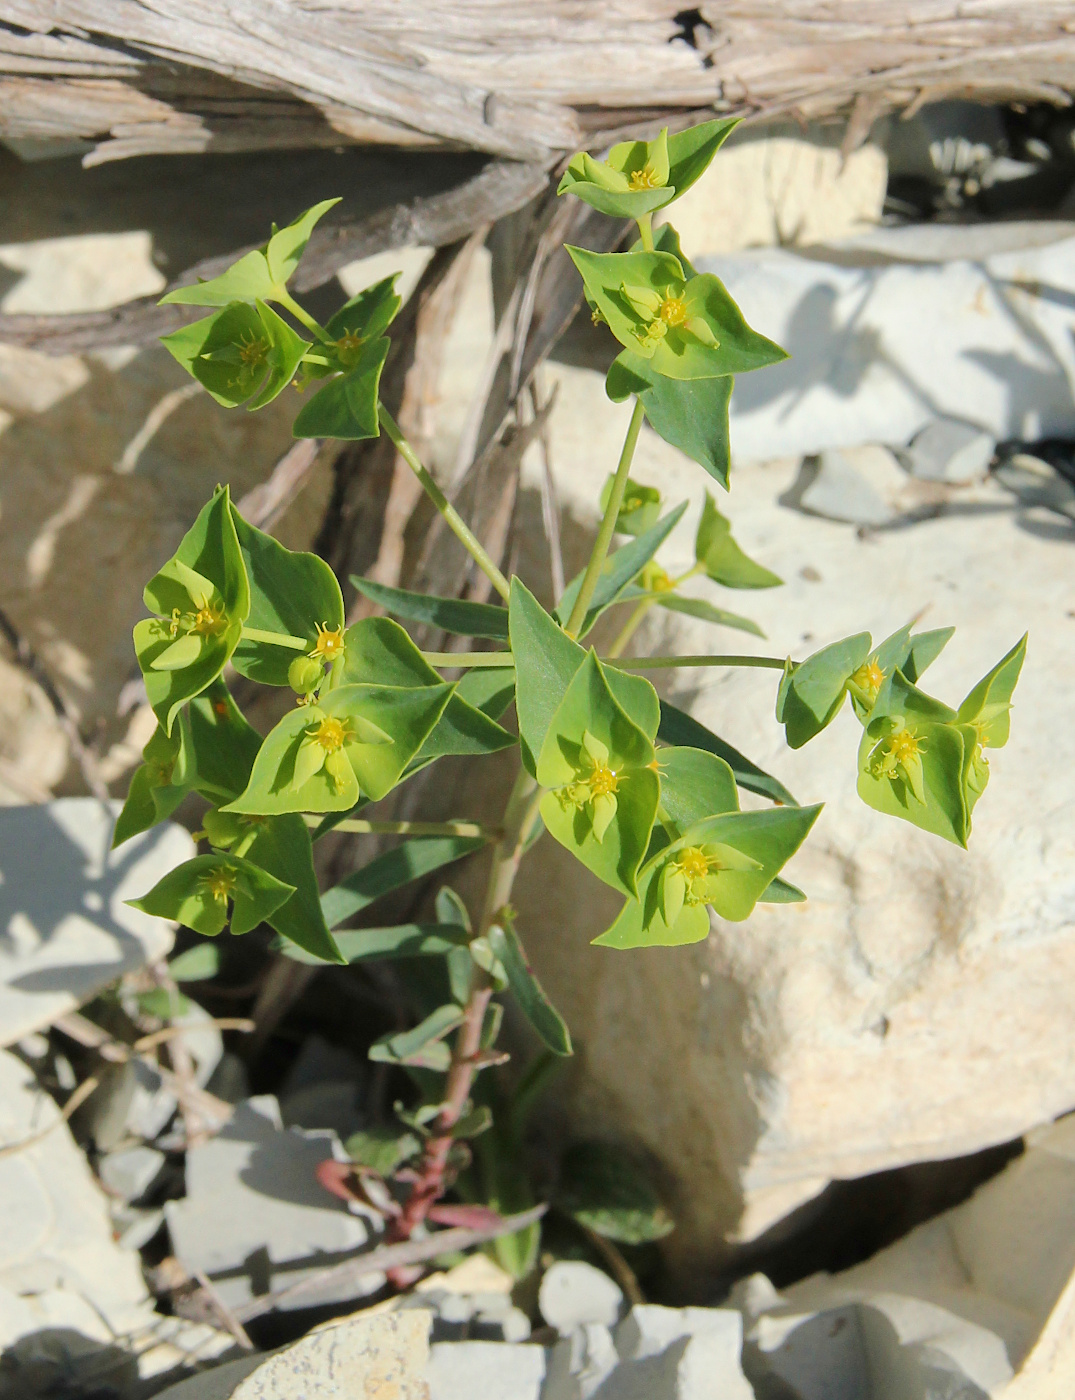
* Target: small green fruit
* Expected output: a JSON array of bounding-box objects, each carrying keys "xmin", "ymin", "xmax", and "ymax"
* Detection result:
[{"xmin": 288, "ymin": 655, "xmax": 323, "ymax": 695}]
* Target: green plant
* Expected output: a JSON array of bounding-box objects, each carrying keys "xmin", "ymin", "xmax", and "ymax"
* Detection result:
[{"xmin": 116, "ymin": 119, "xmax": 1026, "ymax": 1264}]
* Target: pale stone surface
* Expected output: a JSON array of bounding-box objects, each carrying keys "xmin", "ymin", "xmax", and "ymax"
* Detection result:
[
  {"xmin": 0, "ymin": 1047, "xmax": 232, "ymax": 1397},
  {"xmin": 658, "ymin": 125, "xmax": 887, "ymax": 255},
  {"xmin": 509, "ymin": 359, "xmax": 1075, "ymax": 1265},
  {"xmin": 164, "ymin": 1095, "xmax": 383, "ymax": 1311},
  {"xmin": 0, "ymin": 799, "xmax": 189, "ymax": 1045},
  {"xmin": 734, "ymin": 1117, "xmax": 1075, "ymax": 1397},
  {"xmin": 538, "ymin": 1261, "xmax": 625, "ymax": 1334},
  {"xmin": 701, "ymin": 226, "xmax": 1075, "ymax": 461},
  {"xmin": 427, "ymin": 1340, "xmax": 545, "ymax": 1400},
  {"xmin": 798, "ymin": 444, "xmax": 909, "ymax": 526},
  {"xmin": 154, "ymin": 1311, "xmax": 432, "ymax": 1400}
]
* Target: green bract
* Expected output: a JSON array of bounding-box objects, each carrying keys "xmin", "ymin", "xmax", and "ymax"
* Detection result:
[
  {"xmin": 133, "ymin": 486, "xmax": 250, "ymax": 734},
  {"xmin": 161, "ymin": 300, "xmax": 309, "ymax": 409},
  {"xmin": 607, "ymin": 352, "xmax": 733, "ymax": 487},
  {"xmin": 557, "ymin": 119, "xmax": 739, "ymax": 219},
  {"xmin": 128, "ymin": 853, "xmax": 294, "ymax": 937},
  {"xmin": 595, "ymin": 805, "xmax": 822, "ymax": 947},
  {"xmin": 776, "ymin": 633, "xmax": 872, "ymax": 750},
  {"xmin": 223, "ymin": 682, "xmax": 453, "ymax": 816},
  {"xmin": 293, "ymin": 335, "xmax": 390, "ymax": 440},
  {"xmin": 603, "ymin": 476, "xmax": 662, "ymax": 537},
  {"xmin": 695, "ymin": 493, "xmax": 782, "ymax": 588},
  {"xmin": 567, "ymin": 246, "xmax": 786, "ymax": 381},
  {"xmin": 159, "ymin": 199, "xmax": 340, "ymax": 308},
  {"xmin": 537, "ymin": 652, "xmax": 659, "ymax": 898}
]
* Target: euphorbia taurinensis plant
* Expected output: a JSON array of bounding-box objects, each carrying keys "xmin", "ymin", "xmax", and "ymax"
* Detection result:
[{"xmin": 117, "ymin": 119, "xmax": 1026, "ymax": 1265}]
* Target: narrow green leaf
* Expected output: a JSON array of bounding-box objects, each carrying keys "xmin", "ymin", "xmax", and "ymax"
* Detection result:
[
  {"xmin": 320, "ymin": 835, "xmax": 485, "ymax": 930},
  {"xmin": 350, "ymin": 576, "xmax": 509, "ymax": 640},
  {"xmin": 555, "ymin": 501, "xmax": 689, "ymax": 635},
  {"xmin": 652, "ymin": 592, "xmax": 764, "ymax": 637},
  {"xmin": 370, "ymin": 1003, "xmax": 464, "ymax": 1069},
  {"xmin": 280, "ymin": 922, "xmax": 468, "ymax": 965},
  {"xmin": 488, "ymin": 916, "xmax": 572, "ymax": 1056},
  {"xmin": 657, "ymin": 701, "xmax": 797, "ymax": 806}
]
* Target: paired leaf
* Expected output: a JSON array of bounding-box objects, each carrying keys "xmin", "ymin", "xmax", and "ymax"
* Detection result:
[
  {"xmin": 607, "ymin": 353, "xmax": 732, "ymax": 488},
  {"xmin": 161, "ymin": 300, "xmax": 308, "ymax": 409},
  {"xmin": 135, "ymin": 487, "xmax": 250, "ymax": 733},
  {"xmin": 695, "ymin": 493, "xmax": 782, "ymax": 588},
  {"xmin": 230, "ymin": 506, "xmax": 345, "ymax": 686},
  {"xmin": 557, "ymin": 127, "xmax": 677, "ymax": 219},
  {"xmin": 160, "ymin": 199, "xmax": 339, "ymax": 308},
  {"xmin": 223, "ymin": 682, "xmax": 453, "ymax": 815},
  {"xmin": 568, "ymin": 246, "xmax": 786, "ymax": 381},
  {"xmin": 595, "ymin": 804, "xmax": 821, "ymax": 947},
  {"xmin": 341, "ymin": 616, "xmax": 514, "ymax": 760},
  {"xmin": 293, "ymin": 335, "xmax": 390, "ymax": 440},
  {"xmin": 776, "ymin": 633, "xmax": 872, "ymax": 750},
  {"xmin": 488, "ymin": 915, "xmax": 572, "ymax": 1056},
  {"xmin": 128, "ymin": 853, "xmax": 294, "ymax": 937},
  {"xmin": 350, "ymin": 576, "xmax": 509, "ymax": 640},
  {"xmin": 657, "ymin": 701, "xmax": 797, "ymax": 806},
  {"xmin": 537, "ymin": 651, "xmax": 659, "ymax": 898}
]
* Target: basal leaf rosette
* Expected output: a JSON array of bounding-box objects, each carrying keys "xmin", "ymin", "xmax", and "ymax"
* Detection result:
[
  {"xmin": 595, "ymin": 804, "xmax": 822, "ymax": 948},
  {"xmin": 567, "ymin": 247, "xmax": 786, "ymax": 381},
  {"xmin": 128, "ymin": 853, "xmax": 294, "ymax": 937},
  {"xmin": 133, "ymin": 487, "xmax": 251, "ymax": 734},
  {"xmin": 223, "ymin": 682, "xmax": 453, "ymax": 816},
  {"xmin": 537, "ymin": 651, "xmax": 659, "ymax": 898},
  {"xmin": 856, "ymin": 669, "xmax": 970, "ymax": 846},
  {"xmin": 557, "ymin": 119, "xmax": 740, "ymax": 220}
]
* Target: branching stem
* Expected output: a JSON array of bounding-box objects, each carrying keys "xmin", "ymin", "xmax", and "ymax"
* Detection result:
[
  {"xmin": 379, "ymin": 405, "xmax": 511, "ymax": 602},
  {"xmin": 564, "ymin": 397, "xmax": 645, "ymax": 636}
]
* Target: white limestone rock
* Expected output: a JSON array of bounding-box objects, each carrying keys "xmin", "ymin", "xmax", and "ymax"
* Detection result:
[
  {"xmin": 0, "ymin": 1048, "xmax": 232, "ymax": 1398},
  {"xmin": 539, "ymin": 1261, "xmax": 625, "ymax": 1334},
  {"xmin": 901, "ymin": 418, "xmax": 997, "ymax": 484},
  {"xmin": 153, "ymin": 1310, "xmax": 431, "ymax": 1400},
  {"xmin": 427, "ymin": 1339, "xmax": 546, "ymax": 1400},
  {"xmin": 164, "ymin": 1095, "xmax": 383, "ymax": 1311},
  {"xmin": 734, "ymin": 1117, "xmax": 1075, "ymax": 1397},
  {"xmin": 0, "ymin": 799, "xmax": 188, "ymax": 1046}
]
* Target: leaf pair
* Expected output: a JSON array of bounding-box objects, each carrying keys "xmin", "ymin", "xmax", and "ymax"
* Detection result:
[
  {"xmin": 134, "ymin": 486, "xmax": 346, "ymax": 731},
  {"xmin": 557, "ymin": 119, "xmax": 740, "ymax": 220}
]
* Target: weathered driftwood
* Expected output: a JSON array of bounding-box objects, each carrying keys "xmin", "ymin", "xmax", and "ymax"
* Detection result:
[{"xmin": 1, "ymin": 2, "xmax": 1074, "ymax": 166}]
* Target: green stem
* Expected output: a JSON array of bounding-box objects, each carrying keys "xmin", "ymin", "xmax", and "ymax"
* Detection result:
[
  {"xmin": 301, "ymin": 816, "xmax": 498, "ymax": 839},
  {"xmin": 241, "ymin": 626, "xmax": 308, "ymax": 650},
  {"xmin": 379, "ymin": 405, "xmax": 511, "ymax": 603},
  {"xmin": 278, "ymin": 289, "xmax": 330, "ymax": 343},
  {"xmin": 637, "ymin": 213, "xmax": 655, "ymax": 252},
  {"xmin": 611, "ymin": 653, "xmax": 789, "ymax": 671},
  {"xmin": 564, "ymin": 398, "xmax": 645, "ymax": 636},
  {"xmin": 606, "ymin": 564, "xmax": 704, "ymax": 659},
  {"xmin": 421, "ymin": 652, "xmax": 514, "ymax": 670}
]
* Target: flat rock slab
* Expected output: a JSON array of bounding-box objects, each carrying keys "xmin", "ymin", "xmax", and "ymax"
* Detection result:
[
  {"xmin": 153, "ymin": 1311, "xmax": 431, "ymax": 1400},
  {"xmin": 165, "ymin": 1095, "xmax": 379, "ymax": 1311},
  {"xmin": 0, "ymin": 799, "xmax": 190, "ymax": 1045}
]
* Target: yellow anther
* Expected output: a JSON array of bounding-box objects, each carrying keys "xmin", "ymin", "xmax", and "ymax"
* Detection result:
[
  {"xmin": 851, "ymin": 660, "xmax": 884, "ymax": 700},
  {"xmin": 313, "ymin": 716, "xmax": 347, "ymax": 753},
  {"xmin": 586, "ymin": 763, "xmax": 619, "ymax": 798},
  {"xmin": 658, "ymin": 296, "xmax": 688, "ymax": 327},
  {"xmin": 310, "ymin": 623, "xmax": 345, "ymax": 662},
  {"xmin": 168, "ymin": 607, "xmax": 183, "ymax": 638},
  {"xmin": 190, "ymin": 599, "xmax": 228, "ymax": 636},
  {"xmin": 629, "ymin": 164, "xmax": 663, "ymax": 191},
  {"xmin": 200, "ymin": 866, "xmax": 238, "ymax": 904},
  {"xmin": 237, "ymin": 332, "xmax": 269, "ymax": 367},
  {"xmin": 888, "ymin": 729, "xmax": 921, "ymax": 764},
  {"xmin": 676, "ymin": 847, "xmax": 712, "ymax": 883}
]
